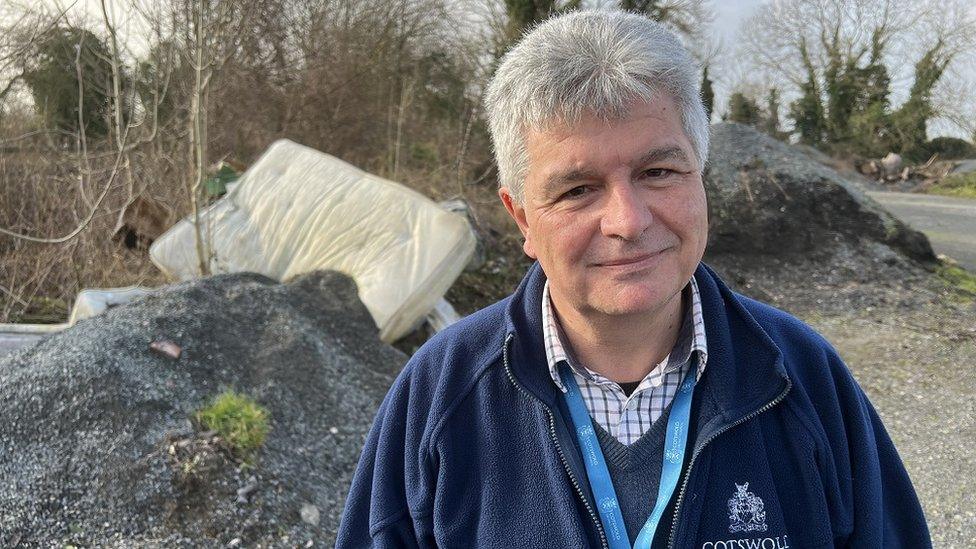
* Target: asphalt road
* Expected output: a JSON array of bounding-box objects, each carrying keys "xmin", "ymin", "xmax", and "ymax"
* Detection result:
[{"xmin": 868, "ymin": 191, "xmax": 976, "ymax": 272}]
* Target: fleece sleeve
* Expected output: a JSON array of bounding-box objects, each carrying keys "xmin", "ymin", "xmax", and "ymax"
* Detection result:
[
  {"xmin": 334, "ymin": 362, "xmax": 437, "ymax": 548},
  {"xmin": 818, "ymin": 352, "xmax": 932, "ymax": 548}
]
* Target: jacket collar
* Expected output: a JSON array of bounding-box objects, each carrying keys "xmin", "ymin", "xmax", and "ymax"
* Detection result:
[{"xmin": 503, "ymin": 261, "xmax": 790, "ymax": 424}]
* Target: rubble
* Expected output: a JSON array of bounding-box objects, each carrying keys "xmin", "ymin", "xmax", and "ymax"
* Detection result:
[
  {"xmin": 0, "ymin": 270, "xmax": 405, "ymax": 547},
  {"xmin": 149, "ymin": 339, "xmax": 182, "ymax": 360}
]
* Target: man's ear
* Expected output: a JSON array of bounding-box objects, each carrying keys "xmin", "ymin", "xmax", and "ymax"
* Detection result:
[{"xmin": 498, "ymin": 186, "xmax": 538, "ymax": 259}]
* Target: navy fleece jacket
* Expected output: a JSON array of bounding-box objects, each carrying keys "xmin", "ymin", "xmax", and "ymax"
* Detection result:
[{"xmin": 336, "ymin": 262, "xmax": 931, "ymax": 548}]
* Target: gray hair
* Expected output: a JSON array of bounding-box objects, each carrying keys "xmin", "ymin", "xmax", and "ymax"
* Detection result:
[{"xmin": 484, "ymin": 10, "xmax": 710, "ymax": 203}]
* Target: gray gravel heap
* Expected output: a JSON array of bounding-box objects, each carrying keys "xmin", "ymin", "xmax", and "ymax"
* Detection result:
[
  {"xmin": 0, "ymin": 271, "xmax": 406, "ymax": 547},
  {"xmin": 704, "ymin": 122, "xmax": 934, "ymax": 263},
  {"xmin": 951, "ymin": 159, "xmax": 976, "ymax": 175}
]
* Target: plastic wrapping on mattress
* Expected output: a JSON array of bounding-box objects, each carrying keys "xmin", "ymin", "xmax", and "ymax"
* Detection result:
[
  {"xmin": 149, "ymin": 139, "xmax": 476, "ymax": 342},
  {"xmin": 68, "ymin": 287, "xmax": 154, "ymax": 325}
]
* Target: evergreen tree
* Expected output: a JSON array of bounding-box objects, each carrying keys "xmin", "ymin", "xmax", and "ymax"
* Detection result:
[
  {"xmin": 619, "ymin": 0, "xmax": 695, "ymax": 37},
  {"xmin": 135, "ymin": 39, "xmax": 186, "ymax": 129},
  {"xmin": 846, "ymin": 30, "xmax": 893, "ymax": 157},
  {"xmin": 23, "ymin": 26, "xmax": 117, "ymax": 137},
  {"xmin": 504, "ymin": 0, "xmax": 558, "ymax": 37},
  {"xmin": 499, "ymin": 0, "xmax": 580, "ymax": 56},
  {"xmin": 890, "ymin": 38, "xmax": 954, "ymax": 161},
  {"xmin": 858, "ymin": 29, "xmax": 891, "ymax": 111},
  {"xmin": 788, "ymin": 39, "xmax": 826, "ymax": 146},
  {"xmin": 762, "ymin": 87, "xmax": 784, "ymax": 139},
  {"xmin": 701, "ymin": 65, "xmax": 714, "ymax": 122},
  {"xmin": 726, "ymin": 92, "xmax": 761, "ymax": 126},
  {"xmin": 821, "ymin": 24, "xmax": 862, "ymax": 146}
]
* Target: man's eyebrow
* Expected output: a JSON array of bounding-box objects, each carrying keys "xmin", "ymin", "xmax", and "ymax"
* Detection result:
[
  {"xmin": 543, "ymin": 168, "xmax": 601, "ymax": 194},
  {"xmin": 634, "ymin": 145, "xmax": 692, "ymax": 167},
  {"xmin": 541, "ymin": 146, "xmax": 693, "ymax": 194}
]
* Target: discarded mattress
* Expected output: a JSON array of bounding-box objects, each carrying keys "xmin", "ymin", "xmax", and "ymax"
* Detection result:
[{"xmin": 149, "ymin": 139, "xmax": 476, "ymax": 342}]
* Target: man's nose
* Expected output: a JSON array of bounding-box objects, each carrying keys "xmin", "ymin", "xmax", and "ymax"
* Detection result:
[{"xmin": 600, "ymin": 182, "xmax": 652, "ymax": 241}]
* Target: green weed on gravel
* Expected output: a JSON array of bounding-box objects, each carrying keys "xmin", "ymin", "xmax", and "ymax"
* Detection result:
[
  {"xmin": 928, "ymin": 172, "xmax": 976, "ymax": 199},
  {"xmin": 195, "ymin": 390, "xmax": 270, "ymax": 463},
  {"xmin": 937, "ymin": 263, "xmax": 976, "ymax": 303}
]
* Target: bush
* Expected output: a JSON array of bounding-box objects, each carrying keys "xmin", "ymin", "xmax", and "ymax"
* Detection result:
[
  {"xmin": 195, "ymin": 390, "xmax": 270, "ymax": 462},
  {"xmin": 928, "ymin": 172, "xmax": 976, "ymax": 199},
  {"xmin": 923, "ymin": 137, "xmax": 976, "ymax": 160},
  {"xmin": 726, "ymin": 92, "xmax": 762, "ymax": 126},
  {"xmin": 23, "ymin": 26, "xmax": 120, "ymax": 137}
]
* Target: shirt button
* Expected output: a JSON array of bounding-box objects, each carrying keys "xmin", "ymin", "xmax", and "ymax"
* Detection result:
[{"xmin": 627, "ymin": 399, "xmax": 638, "ymax": 411}]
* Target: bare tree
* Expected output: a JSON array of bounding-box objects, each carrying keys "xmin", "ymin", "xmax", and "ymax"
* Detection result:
[{"xmin": 0, "ymin": 0, "xmax": 498, "ymax": 321}]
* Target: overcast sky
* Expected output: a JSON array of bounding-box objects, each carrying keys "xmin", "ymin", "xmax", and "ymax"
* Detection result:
[{"xmin": 712, "ymin": 0, "xmax": 768, "ymax": 43}]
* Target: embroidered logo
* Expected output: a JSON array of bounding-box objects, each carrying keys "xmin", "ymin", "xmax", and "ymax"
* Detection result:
[{"xmin": 728, "ymin": 483, "xmax": 768, "ymax": 533}]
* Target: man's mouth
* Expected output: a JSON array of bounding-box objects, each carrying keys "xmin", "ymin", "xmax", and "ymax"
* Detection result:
[{"xmin": 595, "ymin": 248, "xmax": 670, "ymax": 267}]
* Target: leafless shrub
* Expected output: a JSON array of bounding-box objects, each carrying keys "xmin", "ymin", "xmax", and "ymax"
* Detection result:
[{"xmin": 0, "ymin": 0, "xmax": 500, "ymax": 323}]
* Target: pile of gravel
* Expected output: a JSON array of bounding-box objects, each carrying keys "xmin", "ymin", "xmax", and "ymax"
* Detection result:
[
  {"xmin": 698, "ymin": 123, "xmax": 954, "ymax": 316},
  {"xmin": 0, "ymin": 271, "xmax": 406, "ymax": 547},
  {"xmin": 703, "ymin": 122, "xmax": 934, "ymax": 263}
]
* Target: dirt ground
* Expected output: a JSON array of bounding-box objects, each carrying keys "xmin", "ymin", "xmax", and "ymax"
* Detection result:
[
  {"xmin": 716, "ymin": 257, "xmax": 976, "ymax": 549},
  {"xmin": 806, "ymin": 307, "xmax": 975, "ymax": 549}
]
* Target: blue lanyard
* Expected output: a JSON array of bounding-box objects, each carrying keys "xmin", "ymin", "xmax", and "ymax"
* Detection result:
[{"xmin": 559, "ymin": 359, "xmax": 697, "ymax": 549}]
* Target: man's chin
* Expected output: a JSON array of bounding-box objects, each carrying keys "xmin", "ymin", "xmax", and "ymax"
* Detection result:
[{"xmin": 588, "ymin": 286, "xmax": 678, "ymax": 318}]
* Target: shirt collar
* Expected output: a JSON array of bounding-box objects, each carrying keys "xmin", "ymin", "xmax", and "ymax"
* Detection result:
[{"xmin": 543, "ymin": 274, "xmax": 709, "ymax": 393}]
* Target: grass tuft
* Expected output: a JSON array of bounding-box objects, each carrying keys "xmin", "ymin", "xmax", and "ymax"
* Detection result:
[
  {"xmin": 195, "ymin": 390, "xmax": 270, "ymax": 462},
  {"xmin": 936, "ymin": 262, "xmax": 976, "ymax": 303}
]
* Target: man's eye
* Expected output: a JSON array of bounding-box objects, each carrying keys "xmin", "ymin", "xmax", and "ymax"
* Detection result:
[
  {"xmin": 639, "ymin": 168, "xmax": 675, "ymax": 179},
  {"xmin": 562, "ymin": 186, "xmax": 590, "ymax": 199}
]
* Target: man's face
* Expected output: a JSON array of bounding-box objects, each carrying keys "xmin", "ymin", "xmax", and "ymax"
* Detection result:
[{"xmin": 500, "ymin": 95, "xmax": 708, "ymax": 319}]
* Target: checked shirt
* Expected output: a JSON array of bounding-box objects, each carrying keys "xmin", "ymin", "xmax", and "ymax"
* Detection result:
[{"xmin": 542, "ymin": 275, "xmax": 708, "ymax": 445}]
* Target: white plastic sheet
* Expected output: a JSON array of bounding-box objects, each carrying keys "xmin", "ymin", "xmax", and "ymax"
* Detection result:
[
  {"xmin": 0, "ymin": 323, "xmax": 67, "ymax": 357},
  {"xmin": 149, "ymin": 139, "xmax": 476, "ymax": 342},
  {"xmin": 68, "ymin": 287, "xmax": 154, "ymax": 325},
  {"xmin": 426, "ymin": 298, "xmax": 462, "ymax": 333}
]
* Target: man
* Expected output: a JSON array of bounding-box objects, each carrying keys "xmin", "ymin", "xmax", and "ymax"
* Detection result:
[{"xmin": 337, "ymin": 10, "xmax": 930, "ymax": 548}]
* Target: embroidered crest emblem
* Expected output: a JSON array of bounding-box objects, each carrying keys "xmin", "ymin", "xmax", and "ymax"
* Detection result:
[{"xmin": 728, "ymin": 483, "xmax": 768, "ymax": 533}]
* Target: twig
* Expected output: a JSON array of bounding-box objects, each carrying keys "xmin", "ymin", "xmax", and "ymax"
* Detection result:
[
  {"xmin": 0, "ymin": 282, "xmax": 29, "ymax": 308},
  {"xmin": 75, "ymin": 29, "xmax": 93, "ymax": 209},
  {"xmin": 456, "ymin": 106, "xmax": 475, "ymax": 194},
  {"xmin": 0, "ymin": 127, "xmax": 130, "ymax": 244}
]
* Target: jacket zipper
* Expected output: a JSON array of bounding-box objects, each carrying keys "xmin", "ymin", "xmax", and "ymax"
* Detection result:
[
  {"xmin": 502, "ymin": 333, "xmax": 609, "ymax": 549},
  {"xmin": 665, "ymin": 378, "xmax": 793, "ymax": 549}
]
